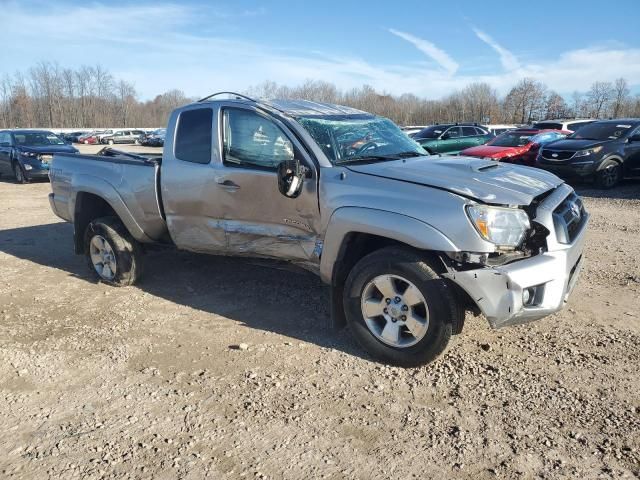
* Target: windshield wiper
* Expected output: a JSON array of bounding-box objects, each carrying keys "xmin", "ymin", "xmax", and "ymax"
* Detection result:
[
  {"xmin": 392, "ymin": 151, "xmax": 425, "ymax": 158},
  {"xmin": 335, "ymin": 155, "xmax": 399, "ymax": 165}
]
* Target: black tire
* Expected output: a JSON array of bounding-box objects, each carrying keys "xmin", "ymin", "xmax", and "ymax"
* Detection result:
[
  {"xmin": 343, "ymin": 247, "xmax": 459, "ymax": 367},
  {"xmin": 84, "ymin": 216, "xmax": 142, "ymax": 286},
  {"xmin": 594, "ymin": 158, "xmax": 621, "ymax": 189},
  {"xmin": 12, "ymin": 162, "xmax": 28, "ymax": 184}
]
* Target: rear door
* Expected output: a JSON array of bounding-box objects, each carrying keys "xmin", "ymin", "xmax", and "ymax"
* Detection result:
[{"xmin": 460, "ymin": 126, "xmax": 485, "ymax": 149}]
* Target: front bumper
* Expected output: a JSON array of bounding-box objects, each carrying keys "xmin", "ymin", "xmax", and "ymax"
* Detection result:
[
  {"xmin": 444, "ymin": 184, "xmax": 589, "ymax": 329},
  {"xmin": 536, "ymin": 159, "xmax": 598, "ymax": 179},
  {"xmin": 22, "ymin": 163, "xmax": 50, "ymax": 178}
]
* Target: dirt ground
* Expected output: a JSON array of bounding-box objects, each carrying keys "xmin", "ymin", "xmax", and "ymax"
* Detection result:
[{"xmin": 0, "ymin": 158, "xmax": 638, "ymax": 479}]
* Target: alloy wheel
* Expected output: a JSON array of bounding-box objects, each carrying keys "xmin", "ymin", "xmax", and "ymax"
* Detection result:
[
  {"xmin": 360, "ymin": 274, "xmax": 429, "ymax": 348},
  {"xmin": 89, "ymin": 235, "xmax": 117, "ymax": 280}
]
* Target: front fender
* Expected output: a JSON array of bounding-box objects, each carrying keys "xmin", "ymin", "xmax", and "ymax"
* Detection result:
[
  {"xmin": 319, "ymin": 207, "xmax": 459, "ymax": 284},
  {"xmin": 70, "ymin": 174, "xmax": 152, "ymax": 243}
]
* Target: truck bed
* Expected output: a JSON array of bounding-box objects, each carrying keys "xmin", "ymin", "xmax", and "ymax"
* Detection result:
[{"xmin": 49, "ymin": 148, "xmax": 168, "ymax": 243}]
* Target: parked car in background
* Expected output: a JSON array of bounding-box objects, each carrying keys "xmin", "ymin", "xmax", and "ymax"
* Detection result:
[
  {"xmin": 78, "ymin": 131, "xmax": 105, "ymax": 144},
  {"xmin": 460, "ymin": 129, "xmax": 569, "ymax": 166},
  {"xmin": 532, "ymin": 119, "xmax": 595, "ymax": 133},
  {"xmin": 412, "ymin": 123, "xmax": 494, "ymax": 154},
  {"xmin": 485, "ymin": 124, "xmax": 518, "ymax": 136},
  {"xmin": 140, "ymin": 128, "xmax": 166, "ymax": 147},
  {"xmin": 95, "ymin": 129, "xmax": 122, "ymax": 143},
  {"xmin": 0, "ymin": 129, "xmax": 78, "ymax": 183},
  {"xmin": 401, "ymin": 125, "xmax": 428, "ymax": 137},
  {"xmin": 536, "ymin": 119, "xmax": 640, "ymax": 188},
  {"xmin": 62, "ymin": 131, "xmax": 88, "ymax": 143},
  {"xmin": 101, "ymin": 130, "xmax": 146, "ymax": 145},
  {"xmin": 49, "ymin": 95, "xmax": 588, "ymax": 366}
]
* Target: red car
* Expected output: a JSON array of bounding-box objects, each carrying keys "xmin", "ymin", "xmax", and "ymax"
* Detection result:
[
  {"xmin": 460, "ymin": 129, "xmax": 569, "ymax": 166},
  {"xmin": 77, "ymin": 131, "xmax": 104, "ymax": 145}
]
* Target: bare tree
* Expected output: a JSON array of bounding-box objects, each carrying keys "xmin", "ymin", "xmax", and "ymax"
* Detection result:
[
  {"xmin": 611, "ymin": 78, "xmax": 630, "ymax": 118},
  {"xmin": 587, "ymin": 81, "xmax": 614, "ymax": 118},
  {"xmin": 545, "ymin": 92, "xmax": 570, "ymax": 120},
  {"xmin": 503, "ymin": 78, "xmax": 548, "ymax": 124}
]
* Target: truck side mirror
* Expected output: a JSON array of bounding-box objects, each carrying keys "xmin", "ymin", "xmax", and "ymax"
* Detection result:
[{"xmin": 277, "ymin": 159, "xmax": 305, "ymax": 198}]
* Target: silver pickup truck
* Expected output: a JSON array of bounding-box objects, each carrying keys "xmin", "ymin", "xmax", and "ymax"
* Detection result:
[{"xmin": 48, "ymin": 93, "xmax": 589, "ymax": 366}]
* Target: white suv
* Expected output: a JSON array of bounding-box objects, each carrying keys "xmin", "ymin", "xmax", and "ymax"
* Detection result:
[{"xmin": 532, "ymin": 119, "xmax": 595, "ymax": 133}]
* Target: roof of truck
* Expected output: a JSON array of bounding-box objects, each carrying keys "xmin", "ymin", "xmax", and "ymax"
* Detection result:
[
  {"xmin": 263, "ymin": 99, "xmax": 370, "ymax": 117},
  {"xmin": 197, "ymin": 93, "xmax": 372, "ymax": 118}
]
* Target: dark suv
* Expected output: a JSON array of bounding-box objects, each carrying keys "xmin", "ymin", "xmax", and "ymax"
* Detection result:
[
  {"xmin": 412, "ymin": 123, "xmax": 494, "ymax": 154},
  {"xmin": 535, "ymin": 119, "xmax": 640, "ymax": 188},
  {"xmin": 0, "ymin": 129, "xmax": 79, "ymax": 183}
]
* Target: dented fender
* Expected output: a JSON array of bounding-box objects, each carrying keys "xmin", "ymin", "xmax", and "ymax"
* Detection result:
[{"xmin": 320, "ymin": 207, "xmax": 459, "ymax": 284}]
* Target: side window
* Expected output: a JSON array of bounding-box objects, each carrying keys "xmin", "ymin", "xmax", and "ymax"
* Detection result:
[
  {"xmin": 568, "ymin": 121, "xmax": 591, "ymax": 132},
  {"xmin": 0, "ymin": 132, "xmax": 10, "ymax": 145},
  {"xmin": 222, "ymin": 109, "xmax": 294, "ymax": 170},
  {"xmin": 175, "ymin": 108, "xmax": 213, "ymax": 164},
  {"xmin": 444, "ymin": 127, "xmax": 461, "ymax": 139},
  {"xmin": 475, "ymin": 127, "xmax": 488, "ymax": 135},
  {"xmin": 462, "ymin": 126, "xmax": 477, "ymax": 137}
]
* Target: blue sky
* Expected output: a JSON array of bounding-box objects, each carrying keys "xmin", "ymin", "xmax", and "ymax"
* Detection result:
[{"xmin": 1, "ymin": 0, "xmax": 639, "ymax": 99}]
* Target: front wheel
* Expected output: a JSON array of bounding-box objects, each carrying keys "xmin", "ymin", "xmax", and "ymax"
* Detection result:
[
  {"xmin": 343, "ymin": 247, "xmax": 460, "ymax": 367},
  {"xmin": 594, "ymin": 159, "xmax": 621, "ymax": 189},
  {"xmin": 84, "ymin": 216, "xmax": 142, "ymax": 286},
  {"xmin": 13, "ymin": 162, "xmax": 28, "ymax": 184},
  {"xmin": 108, "ymin": 139, "xmax": 114, "ymax": 145}
]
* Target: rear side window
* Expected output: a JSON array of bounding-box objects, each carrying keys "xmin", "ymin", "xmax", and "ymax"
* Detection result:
[
  {"xmin": 462, "ymin": 126, "xmax": 477, "ymax": 136},
  {"xmin": 175, "ymin": 108, "xmax": 213, "ymax": 164},
  {"xmin": 567, "ymin": 121, "xmax": 591, "ymax": 132},
  {"xmin": 533, "ymin": 122, "xmax": 562, "ymax": 130}
]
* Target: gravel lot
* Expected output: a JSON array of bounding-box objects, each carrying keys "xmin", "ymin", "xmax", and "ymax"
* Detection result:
[{"xmin": 0, "ymin": 155, "xmax": 638, "ymax": 479}]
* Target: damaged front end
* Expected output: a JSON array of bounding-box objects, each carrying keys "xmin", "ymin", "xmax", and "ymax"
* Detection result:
[{"xmin": 443, "ymin": 184, "xmax": 589, "ymax": 329}]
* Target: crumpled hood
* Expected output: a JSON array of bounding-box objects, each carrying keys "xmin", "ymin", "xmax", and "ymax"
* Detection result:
[
  {"xmin": 19, "ymin": 145, "xmax": 78, "ymax": 155},
  {"xmin": 346, "ymin": 156, "xmax": 563, "ymax": 205},
  {"xmin": 543, "ymin": 139, "xmax": 607, "ymax": 151},
  {"xmin": 460, "ymin": 145, "xmax": 527, "ymax": 158}
]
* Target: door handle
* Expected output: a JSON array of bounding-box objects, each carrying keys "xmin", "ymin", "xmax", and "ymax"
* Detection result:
[{"xmin": 216, "ymin": 178, "xmax": 240, "ymax": 191}]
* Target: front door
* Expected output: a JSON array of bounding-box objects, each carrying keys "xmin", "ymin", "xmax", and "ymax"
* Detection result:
[
  {"xmin": 624, "ymin": 127, "xmax": 640, "ymax": 175},
  {"xmin": 439, "ymin": 127, "xmax": 462, "ymax": 153},
  {"xmin": 213, "ymin": 106, "xmax": 320, "ymax": 261},
  {"xmin": 0, "ymin": 132, "xmax": 13, "ymax": 174},
  {"xmin": 161, "ymin": 104, "xmax": 320, "ymax": 263}
]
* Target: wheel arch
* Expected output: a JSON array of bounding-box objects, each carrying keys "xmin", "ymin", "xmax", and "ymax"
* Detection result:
[
  {"xmin": 71, "ymin": 179, "xmax": 152, "ymax": 253},
  {"xmin": 321, "ymin": 207, "xmax": 460, "ymax": 329}
]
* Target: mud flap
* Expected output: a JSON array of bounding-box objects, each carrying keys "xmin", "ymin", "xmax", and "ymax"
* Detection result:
[{"xmin": 329, "ymin": 285, "xmax": 346, "ymax": 329}]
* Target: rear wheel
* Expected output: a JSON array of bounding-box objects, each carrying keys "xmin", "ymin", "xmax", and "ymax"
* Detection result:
[
  {"xmin": 343, "ymin": 247, "xmax": 459, "ymax": 367},
  {"xmin": 12, "ymin": 162, "xmax": 28, "ymax": 184},
  {"xmin": 84, "ymin": 216, "xmax": 142, "ymax": 286},
  {"xmin": 594, "ymin": 158, "xmax": 621, "ymax": 189}
]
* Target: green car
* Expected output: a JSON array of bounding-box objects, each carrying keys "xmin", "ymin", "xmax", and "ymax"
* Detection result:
[{"xmin": 411, "ymin": 124, "xmax": 494, "ymax": 154}]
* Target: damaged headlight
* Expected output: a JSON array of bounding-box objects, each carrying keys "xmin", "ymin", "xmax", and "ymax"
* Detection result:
[{"xmin": 466, "ymin": 205, "xmax": 530, "ymax": 248}]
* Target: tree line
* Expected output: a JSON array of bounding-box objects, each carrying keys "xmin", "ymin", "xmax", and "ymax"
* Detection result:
[
  {"xmin": 0, "ymin": 62, "xmax": 638, "ymax": 129},
  {"xmin": 0, "ymin": 62, "xmax": 192, "ymax": 129},
  {"xmin": 246, "ymin": 78, "xmax": 639, "ymax": 126}
]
